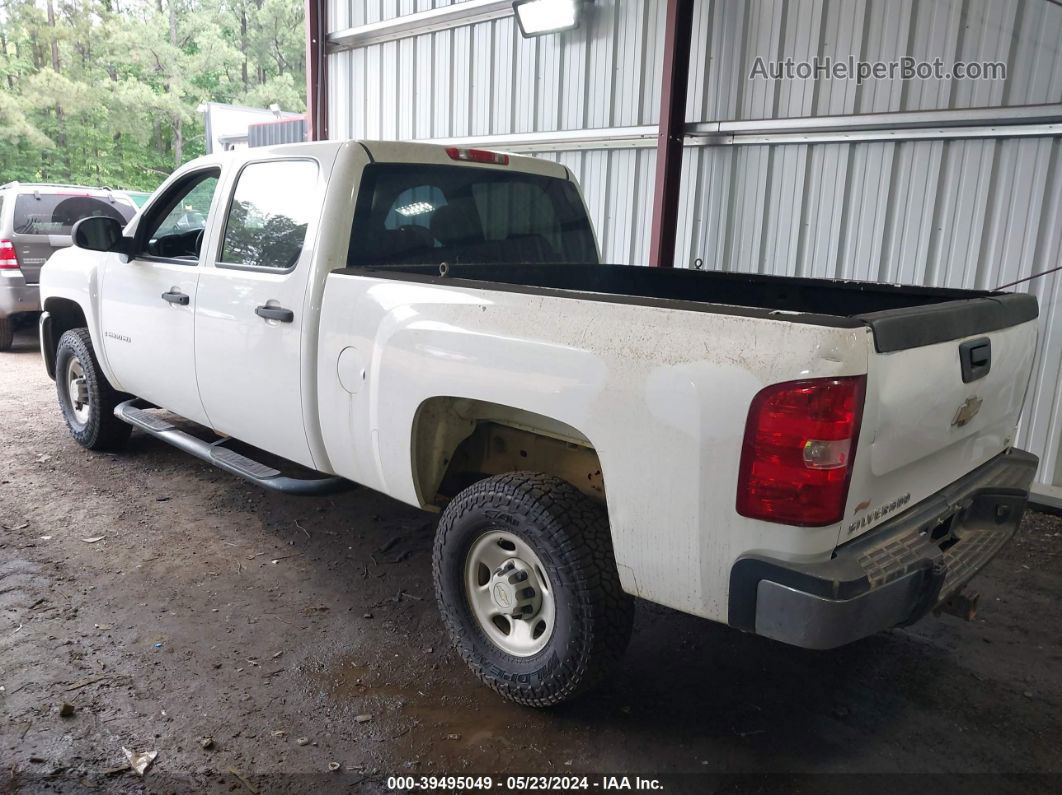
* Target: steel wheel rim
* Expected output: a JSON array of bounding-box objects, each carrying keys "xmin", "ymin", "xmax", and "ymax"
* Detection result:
[
  {"xmin": 464, "ymin": 529, "xmax": 556, "ymax": 657},
  {"xmin": 65, "ymin": 357, "xmax": 90, "ymax": 426}
]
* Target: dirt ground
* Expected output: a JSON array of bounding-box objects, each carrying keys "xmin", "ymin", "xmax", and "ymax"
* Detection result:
[{"xmin": 1, "ymin": 325, "xmax": 1061, "ymax": 793}]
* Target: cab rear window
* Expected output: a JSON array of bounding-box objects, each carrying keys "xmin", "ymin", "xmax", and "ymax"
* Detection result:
[
  {"xmin": 13, "ymin": 193, "xmax": 135, "ymax": 236},
  {"xmin": 348, "ymin": 164, "xmax": 598, "ymax": 267}
]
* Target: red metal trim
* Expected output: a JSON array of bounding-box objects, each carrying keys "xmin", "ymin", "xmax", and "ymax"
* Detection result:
[
  {"xmin": 648, "ymin": 0, "xmax": 694, "ymax": 268},
  {"xmin": 305, "ymin": 0, "xmax": 328, "ymax": 141}
]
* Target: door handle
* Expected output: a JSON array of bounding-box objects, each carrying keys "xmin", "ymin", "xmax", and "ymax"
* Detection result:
[
  {"xmin": 161, "ymin": 290, "xmax": 190, "ymax": 305},
  {"xmin": 255, "ymin": 305, "xmax": 294, "ymax": 323},
  {"xmin": 959, "ymin": 337, "xmax": 991, "ymax": 383}
]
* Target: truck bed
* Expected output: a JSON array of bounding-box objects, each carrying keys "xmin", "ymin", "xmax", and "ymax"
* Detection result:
[{"xmin": 336, "ymin": 263, "xmax": 1037, "ymax": 353}]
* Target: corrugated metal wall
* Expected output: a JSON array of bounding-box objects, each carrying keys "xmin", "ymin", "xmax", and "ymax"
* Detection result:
[
  {"xmin": 330, "ymin": 0, "xmax": 665, "ymax": 135},
  {"xmin": 328, "ymin": 0, "xmax": 667, "ymax": 264},
  {"xmin": 325, "ymin": 0, "xmax": 1062, "ymax": 497},
  {"xmin": 676, "ymin": 0, "xmax": 1062, "ymax": 494},
  {"xmin": 687, "ymin": 0, "xmax": 1062, "ymax": 120},
  {"xmin": 248, "ymin": 117, "xmax": 308, "ymax": 147}
]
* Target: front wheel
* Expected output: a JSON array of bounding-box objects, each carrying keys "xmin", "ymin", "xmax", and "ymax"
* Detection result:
[
  {"xmin": 433, "ymin": 473, "xmax": 634, "ymax": 707},
  {"xmin": 55, "ymin": 328, "xmax": 131, "ymax": 450}
]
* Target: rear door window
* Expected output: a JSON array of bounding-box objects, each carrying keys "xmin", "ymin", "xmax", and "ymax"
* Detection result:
[
  {"xmin": 13, "ymin": 193, "xmax": 135, "ymax": 236},
  {"xmin": 219, "ymin": 160, "xmax": 318, "ymax": 270},
  {"xmin": 348, "ymin": 164, "xmax": 598, "ymax": 267}
]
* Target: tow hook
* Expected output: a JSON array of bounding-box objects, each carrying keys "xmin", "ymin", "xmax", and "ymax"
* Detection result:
[{"xmin": 935, "ymin": 590, "xmax": 980, "ymax": 622}]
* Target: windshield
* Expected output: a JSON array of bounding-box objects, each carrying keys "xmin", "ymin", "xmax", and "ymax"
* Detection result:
[
  {"xmin": 13, "ymin": 193, "xmax": 136, "ymax": 236},
  {"xmin": 347, "ymin": 163, "xmax": 598, "ymax": 267}
]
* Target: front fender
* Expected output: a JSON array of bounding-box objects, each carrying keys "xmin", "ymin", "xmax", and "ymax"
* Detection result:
[{"xmin": 39, "ymin": 247, "xmax": 116, "ymax": 384}]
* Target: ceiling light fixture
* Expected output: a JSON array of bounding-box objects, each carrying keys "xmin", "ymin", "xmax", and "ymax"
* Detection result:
[{"xmin": 512, "ymin": 0, "xmax": 582, "ymax": 38}]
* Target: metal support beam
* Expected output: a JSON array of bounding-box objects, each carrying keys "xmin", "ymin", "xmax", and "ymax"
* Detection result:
[
  {"xmin": 406, "ymin": 113, "xmax": 1061, "ymax": 154},
  {"xmin": 327, "ymin": 0, "xmax": 514, "ymax": 53},
  {"xmin": 305, "ymin": 0, "xmax": 328, "ymax": 141},
  {"xmin": 701, "ymin": 122, "xmax": 1062, "ymax": 146},
  {"xmin": 423, "ymin": 126, "xmax": 659, "ymax": 153},
  {"xmin": 687, "ymin": 102, "xmax": 1062, "ymax": 136},
  {"xmin": 648, "ymin": 0, "xmax": 694, "ymax": 268}
]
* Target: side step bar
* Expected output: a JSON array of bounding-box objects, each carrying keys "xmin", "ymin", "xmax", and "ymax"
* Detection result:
[{"xmin": 114, "ymin": 399, "xmax": 350, "ymax": 496}]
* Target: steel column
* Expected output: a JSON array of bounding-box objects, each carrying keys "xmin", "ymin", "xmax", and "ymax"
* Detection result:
[
  {"xmin": 648, "ymin": 0, "xmax": 694, "ymax": 268},
  {"xmin": 305, "ymin": 0, "xmax": 328, "ymax": 141}
]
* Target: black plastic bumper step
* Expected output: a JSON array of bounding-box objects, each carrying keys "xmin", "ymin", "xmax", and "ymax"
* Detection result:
[{"xmin": 114, "ymin": 399, "xmax": 349, "ymax": 496}]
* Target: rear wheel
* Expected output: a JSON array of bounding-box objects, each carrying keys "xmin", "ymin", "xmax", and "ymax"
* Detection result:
[
  {"xmin": 433, "ymin": 472, "xmax": 634, "ymax": 707},
  {"xmin": 55, "ymin": 328, "xmax": 131, "ymax": 450},
  {"xmin": 0, "ymin": 317, "xmax": 12, "ymax": 352}
]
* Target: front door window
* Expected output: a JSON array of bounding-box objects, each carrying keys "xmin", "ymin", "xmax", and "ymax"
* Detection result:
[{"xmin": 139, "ymin": 171, "xmax": 220, "ymax": 262}]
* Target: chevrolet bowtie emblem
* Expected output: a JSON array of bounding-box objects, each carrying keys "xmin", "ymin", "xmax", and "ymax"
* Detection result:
[{"xmin": 952, "ymin": 396, "xmax": 983, "ymax": 428}]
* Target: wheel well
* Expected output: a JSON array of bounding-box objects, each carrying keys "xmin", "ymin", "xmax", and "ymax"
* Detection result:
[
  {"xmin": 42, "ymin": 298, "xmax": 87, "ymax": 379},
  {"xmin": 411, "ymin": 397, "xmax": 604, "ymax": 509}
]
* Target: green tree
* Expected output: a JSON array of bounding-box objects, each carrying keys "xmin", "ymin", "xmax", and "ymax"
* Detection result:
[{"xmin": 0, "ymin": 0, "xmax": 306, "ymax": 191}]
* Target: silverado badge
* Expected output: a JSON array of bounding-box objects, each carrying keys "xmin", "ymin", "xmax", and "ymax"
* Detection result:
[{"xmin": 846, "ymin": 493, "xmax": 911, "ymax": 535}]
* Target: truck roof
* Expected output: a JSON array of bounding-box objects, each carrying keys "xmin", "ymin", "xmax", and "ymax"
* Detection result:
[{"xmin": 190, "ymin": 139, "xmax": 570, "ymax": 181}]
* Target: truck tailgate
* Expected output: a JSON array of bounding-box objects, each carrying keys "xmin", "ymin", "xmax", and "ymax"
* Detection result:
[{"xmin": 842, "ymin": 296, "xmax": 1038, "ymax": 543}]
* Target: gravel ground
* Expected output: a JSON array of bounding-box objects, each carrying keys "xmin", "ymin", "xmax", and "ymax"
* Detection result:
[{"xmin": 1, "ymin": 326, "xmax": 1060, "ymax": 793}]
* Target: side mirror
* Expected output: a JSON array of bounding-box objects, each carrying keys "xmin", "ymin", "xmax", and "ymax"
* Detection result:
[{"xmin": 72, "ymin": 216, "xmax": 127, "ymax": 254}]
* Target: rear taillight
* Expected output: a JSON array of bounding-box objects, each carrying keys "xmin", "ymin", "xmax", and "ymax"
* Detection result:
[
  {"xmin": 445, "ymin": 147, "xmax": 510, "ymax": 166},
  {"xmin": 736, "ymin": 376, "xmax": 866, "ymax": 527},
  {"xmin": 0, "ymin": 241, "xmax": 19, "ymax": 270}
]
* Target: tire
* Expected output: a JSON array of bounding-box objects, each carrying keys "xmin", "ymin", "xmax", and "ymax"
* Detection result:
[
  {"xmin": 0, "ymin": 317, "xmax": 12, "ymax": 352},
  {"xmin": 55, "ymin": 328, "xmax": 131, "ymax": 450},
  {"xmin": 433, "ymin": 472, "xmax": 634, "ymax": 707}
]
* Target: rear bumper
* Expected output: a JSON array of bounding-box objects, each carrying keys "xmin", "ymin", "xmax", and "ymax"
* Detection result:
[
  {"xmin": 0, "ymin": 277, "xmax": 40, "ymax": 318},
  {"xmin": 728, "ymin": 448, "xmax": 1038, "ymax": 649}
]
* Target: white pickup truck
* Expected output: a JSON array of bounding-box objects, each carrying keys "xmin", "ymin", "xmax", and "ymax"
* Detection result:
[{"xmin": 39, "ymin": 140, "xmax": 1039, "ymax": 707}]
